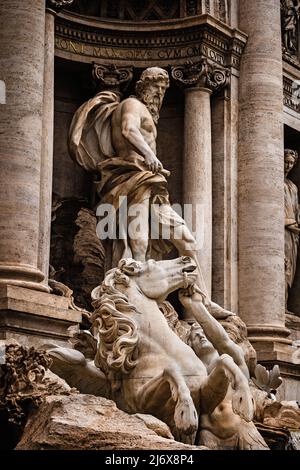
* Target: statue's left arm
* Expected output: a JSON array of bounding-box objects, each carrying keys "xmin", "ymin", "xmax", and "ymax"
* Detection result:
[{"xmin": 179, "ymin": 289, "xmax": 249, "ymax": 378}]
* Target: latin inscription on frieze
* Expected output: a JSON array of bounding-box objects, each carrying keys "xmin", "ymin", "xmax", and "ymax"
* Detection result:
[{"xmin": 55, "ymin": 37, "xmax": 225, "ymax": 66}]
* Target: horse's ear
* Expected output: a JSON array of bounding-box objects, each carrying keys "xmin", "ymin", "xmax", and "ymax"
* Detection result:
[{"xmin": 118, "ymin": 258, "xmax": 142, "ymax": 276}]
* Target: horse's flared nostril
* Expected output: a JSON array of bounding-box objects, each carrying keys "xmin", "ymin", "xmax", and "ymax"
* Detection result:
[{"xmin": 181, "ymin": 256, "xmax": 191, "ymax": 263}]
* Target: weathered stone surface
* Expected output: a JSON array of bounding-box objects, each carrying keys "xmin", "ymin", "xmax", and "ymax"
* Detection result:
[
  {"xmin": 263, "ymin": 401, "xmax": 300, "ymax": 429},
  {"xmin": 133, "ymin": 413, "xmax": 174, "ymax": 440},
  {"xmin": 16, "ymin": 395, "xmax": 205, "ymax": 450},
  {"xmin": 238, "ymin": 0, "xmax": 288, "ymax": 349},
  {"xmin": 0, "ymin": 0, "xmax": 47, "ymax": 292}
]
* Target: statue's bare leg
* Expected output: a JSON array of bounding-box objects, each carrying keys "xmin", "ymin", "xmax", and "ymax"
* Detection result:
[
  {"xmin": 169, "ymin": 224, "xmax": 208, "ymax": 297},
  {"xmin": 135, "ymin": 367, "xmax": 198, "ymax": 442},
  {"xmin": 128, "ymin": 197, "xmax": 150, "ymax": 262}
]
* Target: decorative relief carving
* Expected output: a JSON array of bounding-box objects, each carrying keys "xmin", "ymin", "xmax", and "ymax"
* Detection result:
[
  {"xmin": 54, "ymin": 17, "xmax": 246, "ymax": 70},
  {"xmin": 46, "ymin": 0, "xmax": 75, "ymax": 13},
  {"xmin": 281, "ymin": 0, "xmax": 300, "ymax": 58},
  {"xmin": 283, "ymin": 75, "xmax": 300, "ymax": 112},
  {"xmin": 92, "ymin": 64, "xmax": 133, "ymax": 92},
  {"xmin": 171, "ymin": 57, "xmax": 230, "ymax": 92},
  {"xmin": 186, "ymin": 0, "xmax": 199, "ymax": 16},
  {"xmin": 0, "ymin": 342, "xmax": 52, "ymax": 425},
  {"xmin": 67, "ymin": 0, "xmax": 180, "ymax": 20}
]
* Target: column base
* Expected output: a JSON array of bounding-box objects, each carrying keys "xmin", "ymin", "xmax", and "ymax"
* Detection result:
[
  {"xmin": 0, "ymin": 263, "xmax": 50, "ymax": 293},
  {"xmin": 0, "ymin": 285, "xmax": 82, "ymax": 348},
  {"xmin": 247, "ymin": 324, "xmax": 292, "ymax": 346}
]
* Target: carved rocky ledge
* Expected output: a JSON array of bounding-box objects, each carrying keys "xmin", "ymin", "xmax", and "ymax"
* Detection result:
[
  {"xmin": 171, "ymin": 58, "xmax": 230, "ymax": 93},
  {"xmin": 92, "ymin": 64, "xmax": 133, "ymax": 92},
  {"xmin": 0, "ymin": 340, "xmax": 72, "ymax": 426}
]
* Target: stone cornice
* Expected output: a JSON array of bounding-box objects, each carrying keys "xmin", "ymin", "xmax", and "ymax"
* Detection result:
[
  {"xmin": 171, "ymin": 58, "xmax": 230, "ymax": 92},
  {"xmin": 54, "ymin": 12, "xmax": 247, "ymax": 70}
]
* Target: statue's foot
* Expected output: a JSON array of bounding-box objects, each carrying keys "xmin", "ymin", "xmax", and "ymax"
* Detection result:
[{"xmin": 174, "ymin": 397, "xmax": 198, "ymax": 436}]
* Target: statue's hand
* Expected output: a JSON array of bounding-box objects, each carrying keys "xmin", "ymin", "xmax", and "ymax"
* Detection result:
[
  {"xmin": 178, "ymin": 288, "xmax": 194, "ymax": 309},
  {"xmin": 144, "ymin": 154, "xmax": 163, "ymax": 174}
]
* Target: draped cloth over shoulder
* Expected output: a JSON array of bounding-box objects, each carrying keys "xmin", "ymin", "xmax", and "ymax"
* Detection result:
[
  {"xmin": 68, "ymin": 91, "xmax": 121, "ymax": 171},
  {"xmin": 285, "ymin": 178, "xmax": 300, "ymax": 288}
]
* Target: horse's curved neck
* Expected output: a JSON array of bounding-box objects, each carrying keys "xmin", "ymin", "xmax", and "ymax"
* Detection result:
[{"xmin": 120, "ymin": 281, "xmax": 162, "ymax": 317}]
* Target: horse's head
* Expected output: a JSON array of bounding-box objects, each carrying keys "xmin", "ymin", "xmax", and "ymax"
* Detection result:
[{"xmin": 116, "ymin": 256, "xmax": 198, "ymax": 302}]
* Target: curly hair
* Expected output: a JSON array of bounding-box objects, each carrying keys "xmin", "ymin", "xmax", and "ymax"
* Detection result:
[
  {"xmin": 284, "ymin": 148, "xmax": 298, "ymax": 164},
  {"xmin": 91, "ymin": 260, "xmax": 142, "ymax": 389},
  {"xmin": 135, "ymin": 67, "xmax": 169, "ymax": 98}
]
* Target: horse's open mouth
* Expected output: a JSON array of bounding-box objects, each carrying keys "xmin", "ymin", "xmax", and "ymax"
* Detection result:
[{"xmin": 182, "ymin": 264, "xmax": 197, "ymax": 273}]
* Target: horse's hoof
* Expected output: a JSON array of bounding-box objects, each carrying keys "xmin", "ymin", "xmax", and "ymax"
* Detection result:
[{"xmin": 174, "ymin": 399, "xmax": 198, "ymax": 435}]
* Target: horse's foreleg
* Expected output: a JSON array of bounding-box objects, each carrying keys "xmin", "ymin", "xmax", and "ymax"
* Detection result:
[
  {"xmin": 200, "ymin": 354, "xmax": 254, "ymax": 422},
  {"xmin": 136, "ymin": 368, "xmax": 198, "ymax": 441}
]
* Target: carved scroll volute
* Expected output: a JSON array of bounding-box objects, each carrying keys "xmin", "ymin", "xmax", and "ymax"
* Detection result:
[
  {"xmin": 171, "ymin": 58, "xmax": 230, "ymax": 93},
  {"xmin": 92, "ymin": 64, "xmax": 134, "ymax": 93},
  {"xmin": 46, "ymin": 0, "xmax": 75, "ymax": 14}
]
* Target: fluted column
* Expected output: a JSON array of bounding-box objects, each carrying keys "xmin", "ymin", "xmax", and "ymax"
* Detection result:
[
  {"xmin": 0, "ymin": 0, "xmax": 48, "ymax": 292},
  {"xmin": 38, "ymin": 4, "xmax": 55, "ymax": 286},
  {"xmin": 172, "ymin": 60, "xmax": 229, "ymax": 297},
  {"xmin": 238, "ymin": 0, "xmax": 291, "ymax": 350}
]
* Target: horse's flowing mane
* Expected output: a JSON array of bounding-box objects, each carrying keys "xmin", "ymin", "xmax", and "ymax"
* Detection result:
[{"xmin": 91, "ymin": 260, "xmax": 142, "ymax": 387}]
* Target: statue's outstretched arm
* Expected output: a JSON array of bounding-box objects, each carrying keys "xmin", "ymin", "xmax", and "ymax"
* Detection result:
[{"xmin": 179, "ymin": 288, "xmax": 249, "ymax": 378}]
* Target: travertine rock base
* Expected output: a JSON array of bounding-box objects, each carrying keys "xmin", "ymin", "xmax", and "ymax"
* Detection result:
[{"xmin": 16, "ymin": 395, "xmax": 206, "ymax": 450}]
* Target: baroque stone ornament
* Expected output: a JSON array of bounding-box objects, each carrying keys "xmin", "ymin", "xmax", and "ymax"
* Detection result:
[
  {"xmin": 281, "ymin": 0, "xmax": 300, "ymax": 56},
  {"xmin": 46, "ymin": 0, "xmax": 75, "ymax": 13},
  {"xmin": 0, "ymin": 341, "xmax": 52, "ymax": 425},
  {"xmin": 92, "ymin": 64, "xmax": 133, "ymax": 92},
  {"xmin": 171, "ymin": 58, "xmax": 230, "ymax": 92}
]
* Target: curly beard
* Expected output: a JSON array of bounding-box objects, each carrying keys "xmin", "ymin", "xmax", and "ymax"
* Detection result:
[{"xmin": 139, "ymin": 92, "xmax": 163, "ymax": 124}]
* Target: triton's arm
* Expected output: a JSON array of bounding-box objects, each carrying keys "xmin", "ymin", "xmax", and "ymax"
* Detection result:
[{"xmin": 179, "ymin": 288, "xmax": 249, "ymax": 378}]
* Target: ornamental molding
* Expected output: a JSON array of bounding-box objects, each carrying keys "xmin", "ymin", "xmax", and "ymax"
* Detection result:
[
  {"xmin": 54, "ymin": 13, "xmax": 247, "ymax": 70},
  {"xmin": 171, "ymin": 57, "xmax": 230, "ymax": 92},
  {"xmin": 283, "ymin": 74, "xmax": 300, "ymax": 113},
  {"xmin": 92, "ymin": 64, "xmax": 133, "ymax": 92}
]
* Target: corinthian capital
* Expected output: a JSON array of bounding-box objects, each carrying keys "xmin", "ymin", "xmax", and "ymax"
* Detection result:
[
  {"xmin": 92, "ymin": 64, "xmax": 133, "ymax": 92},
  {"xmin": 171, "ymin": 58, "xmax": 230, "ymax": 93},
  {"xmin": 46, "ymin": 0, "xmax": 75, "ymax": 13}
]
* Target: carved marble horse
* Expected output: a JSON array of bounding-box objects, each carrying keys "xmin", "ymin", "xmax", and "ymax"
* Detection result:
[{"xmin": 90, "ymin": 257, "xmax": 254, "ymax": 444}]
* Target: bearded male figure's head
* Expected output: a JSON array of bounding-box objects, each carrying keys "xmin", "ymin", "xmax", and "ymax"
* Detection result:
[{"xmin": 135, "ymin": 67, "xmax": 170, "ymax": 124}]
